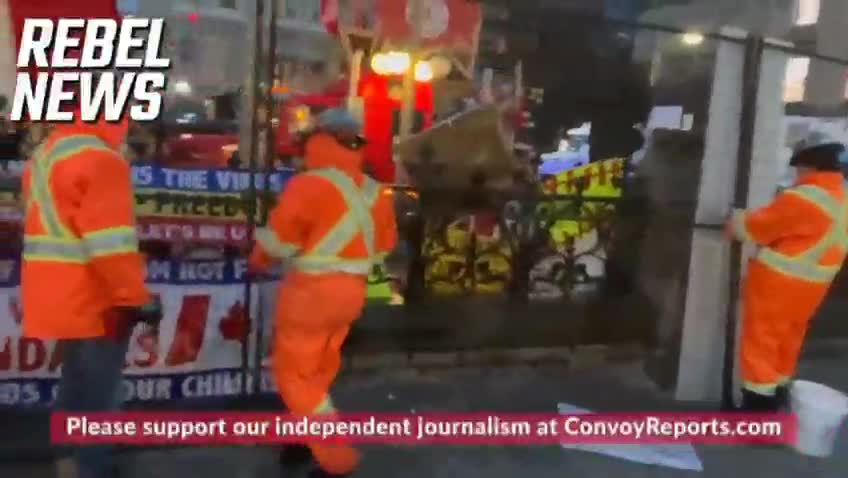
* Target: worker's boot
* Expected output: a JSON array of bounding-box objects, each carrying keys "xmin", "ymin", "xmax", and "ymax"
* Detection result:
[
  {"xmin": 739, "ymin": 390, "xmax": 785, "ymax": 447},
  {"xmin": 740, "ymin": 389, "xmax": 780, "ymax": 412},
  {"xmin": 279, "ymin": 444, "xmax": 312, "ymax": 468},
  {"xmin": 307, "ymin": 468, "xmax": 351, "ymax": 478},
  {"xmin": 775, "ymin": 384, "xmax": 791, "ymax": 412}
]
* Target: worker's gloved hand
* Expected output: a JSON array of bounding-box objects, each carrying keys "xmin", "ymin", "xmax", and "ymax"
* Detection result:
[
  {"xmin": 137, "ymin": 297, "xmax": 164, "ymax": 326},
  {"xmin": 115, "ymin": 296, "xmax": 164, "ymax": 328}
]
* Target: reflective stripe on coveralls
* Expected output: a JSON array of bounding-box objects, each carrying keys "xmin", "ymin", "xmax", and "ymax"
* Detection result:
[
  {"xmin": 23, "ymin": 136, "xmax": 140, "ymax": 263},
  {"xmin": 255, "ymin": 168, "xmax": 382, "ymax": 274},
  {"xmin": 734, "ymin": 185, "xmax": 848, "ymax": 283},
  {"xmin": 735, "ymin": 184, "xmax": 848, "ymax": 394},
  {"xmin": 254, "ymin": 228, "xmax": 301, "ymax": 259},
  {"xmin": 747, "ymin": 377, "xmax": 795, "ymax": 395},
  {"xmin": 313, "ymin": 395, "xmax": 335, "ymax": 415}
]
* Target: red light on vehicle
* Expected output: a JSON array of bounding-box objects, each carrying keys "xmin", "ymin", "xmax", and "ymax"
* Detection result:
[{"xmin": 187, "ymin": 12, "xmax": 199, "ymax": 23}]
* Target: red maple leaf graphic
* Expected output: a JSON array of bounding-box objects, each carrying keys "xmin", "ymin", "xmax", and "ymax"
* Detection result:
[{"xmin": 219, "ymin": 301, "xmax": 251, "ymax": 343}]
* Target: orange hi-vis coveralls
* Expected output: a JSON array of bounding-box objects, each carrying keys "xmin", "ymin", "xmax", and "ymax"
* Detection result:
[
  {"xmin": 21, "ymin": 118, "xmax": 151, "ymax": 339},
  {"xmin": 250, "ymin": 133, "xmax": 397, "ymax": 475},
  {"xmin": 732, "ymin": 171, "xmax": 848, "ymax": 396}
]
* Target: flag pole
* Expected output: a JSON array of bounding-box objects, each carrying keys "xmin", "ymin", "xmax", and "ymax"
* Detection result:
[
  {"xmin": 396, "ymin": 0, "xmax": 423, "ymax": 184},
  {"xmin": 241, "ymin": 0, "xmax": 264, "ymax": 398}
]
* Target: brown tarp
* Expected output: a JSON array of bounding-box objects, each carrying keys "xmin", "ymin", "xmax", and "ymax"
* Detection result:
[{"xmin": 395, "ymin": 105, "xmax": 518, "ymax": 194}]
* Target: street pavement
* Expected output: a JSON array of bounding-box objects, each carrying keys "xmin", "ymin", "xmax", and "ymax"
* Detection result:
[{"xmin": 2, "ymin": 342, "xmax": 848, "ymax": 478}]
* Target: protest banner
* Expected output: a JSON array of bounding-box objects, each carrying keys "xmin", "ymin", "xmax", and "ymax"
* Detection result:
[
  {"xmin": 0, "ymin": 163, "xmax": 295, "ymax": 246},
  {"xmin": 0, "ymin": 257, "xmax": 280, "ymax": 407}
]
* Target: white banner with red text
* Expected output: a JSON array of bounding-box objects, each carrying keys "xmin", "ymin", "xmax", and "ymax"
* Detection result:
[{"xmin": 0, "ymin": 258, "xmax": 280, "ymax": 408}]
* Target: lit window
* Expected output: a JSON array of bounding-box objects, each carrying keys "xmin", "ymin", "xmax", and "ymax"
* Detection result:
[
  {"xmin": 783, "ymin": 57, "xmax": 809, "ymax": 103},
  {"xmin": 795, "ymin": 0, "xmax": 820, "ymax": 25}
]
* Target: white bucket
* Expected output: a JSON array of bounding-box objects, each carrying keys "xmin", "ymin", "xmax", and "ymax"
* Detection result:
[{"xmin": 790, "ymin": 380, "xmax": 848, "ymax": 457}]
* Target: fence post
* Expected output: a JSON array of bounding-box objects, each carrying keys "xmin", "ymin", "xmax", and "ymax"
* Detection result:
[
  {"xmin": 241, "ymin": 0, "xmax": 265, "ymax": 398},
  {"xmin": 675, "ymin": 27, "xmax": 747, "ymax": 402},
  {"xmin": 721, "ymin": 35, "xmax": 763, "ymax": 410}
]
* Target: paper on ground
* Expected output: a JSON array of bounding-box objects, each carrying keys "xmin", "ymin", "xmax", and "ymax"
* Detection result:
[{"xmin": 558, "ymin": 403, "xmax": 703, "ymax": 472}]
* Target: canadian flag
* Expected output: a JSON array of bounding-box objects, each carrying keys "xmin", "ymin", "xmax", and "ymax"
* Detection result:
[{"xmin": 320, "ymin": 0, "xmax": 340, "ymax": 35}]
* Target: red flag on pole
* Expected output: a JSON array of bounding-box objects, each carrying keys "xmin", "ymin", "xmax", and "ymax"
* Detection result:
[
  {"xmin": 320, "ymin": 0, "xmax": 340, "ymax": 35},
  {"xmin": 376, "ymin": 0, "xmax": 480, "ymax": 49}
]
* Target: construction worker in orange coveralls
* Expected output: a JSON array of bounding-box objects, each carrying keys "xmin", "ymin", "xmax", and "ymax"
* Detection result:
[
  {"xmin": 249, "ymin": 109, "xmax": 397, "ymax": 478},
  {"xmin": 725, "ymin": 132, "xmax": 848, "ymax": 412},
  {"xmin": 21, "ymin": 113, "xmax": 163, "ymax": 478}
]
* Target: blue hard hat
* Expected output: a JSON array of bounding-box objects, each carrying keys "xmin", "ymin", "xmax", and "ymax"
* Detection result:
[
  {"xmin": 295, "ymin": 108, "xmax": 367, "ymax": 151},
  {"xmin": 313, "ymin": 108, "xmax": 362, "ymax": 135}
]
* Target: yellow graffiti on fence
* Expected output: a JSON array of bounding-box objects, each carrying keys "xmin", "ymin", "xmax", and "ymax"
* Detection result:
[{"xmin": 543, "ymin": 158, "xmax": 624, "ymax": 246}]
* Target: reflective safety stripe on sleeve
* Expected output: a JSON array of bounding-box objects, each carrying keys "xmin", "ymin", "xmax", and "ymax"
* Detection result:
[
  {"xmin": 82, "ymin": 226, "xmax": 139, "ymax": 257},
  {"xmin": 22, "ymin": 235, "xmax": 88, "ymax": 263},
  {"xmin": 751, "ymin": 184, "xmax": 848, "ymax": 283},
  {"xmin": 743, "ymin": 381, "xmax": 778, "ymax": 396},
  {"xmin": 313, "ymin": 395, "xmax": 336, "ymax": 415},
  {"xmin": 255, "ymin": 227, "xmax": 300, "ymax": 259},
  {"xmin": 24, "ymin": 226, "xmax": 140, "ymax": 263}
]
